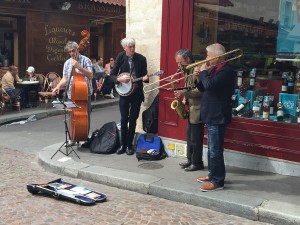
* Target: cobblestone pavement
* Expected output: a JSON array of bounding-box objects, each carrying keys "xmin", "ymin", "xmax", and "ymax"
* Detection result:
[{"xmin": 0, "ymin": 147, "xmax": 271, "ymax": 225}]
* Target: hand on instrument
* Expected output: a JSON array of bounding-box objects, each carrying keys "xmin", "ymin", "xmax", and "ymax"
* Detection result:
[
  {"xmin": 117, "ymin": 75, "xmax": 131, "ymax": 83},
  {"xmin": 182, "ymin": 97, "xmax": 186, "ymax": 105},
  {"xmin": 52, "ymin": 86, "xmax": 60, "ymax": 96},
  {"xmin": 72, "ymin": 59, "xmax": 80, "ymax": 69},
  {"xmin": 142, "ymin": 74, "xmax": 149, "ymax": 82},
  {"xmin": 174, "ymin": 90, "xmax": 184, "ymax": 98},
  {"xmin": 200, "ymin": 62, "xmax": 209, "ymax": 71},
  {"xmin": 193, "ymin": 66, "xmax": 200, "ymax": 74}
]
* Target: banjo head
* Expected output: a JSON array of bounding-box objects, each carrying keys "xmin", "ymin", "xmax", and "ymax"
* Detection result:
[{"xmin": 116, "ymin": 73, "xmax": 133, "ymax": 96}]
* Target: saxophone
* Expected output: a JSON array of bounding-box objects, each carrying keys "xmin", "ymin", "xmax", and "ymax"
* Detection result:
[
  {"xmin": 171, "ymin": 97, "xmax": 188, "ymax": 119},
  {"xmin": 170, "ymin": 67, "xmax": 189, "ymax": 119}
]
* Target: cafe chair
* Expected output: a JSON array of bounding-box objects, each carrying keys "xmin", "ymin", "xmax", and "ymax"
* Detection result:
[
  {"xmin": 38, "ymin": 72, "xmax": 61, "ymax": 108},
  {"xmin": 0, "ymin": 87, "xmax": 21, "ymax": 113},
  {"xmin": 27, "ymin": 73, "xmax": 45, "ymax": 108}
]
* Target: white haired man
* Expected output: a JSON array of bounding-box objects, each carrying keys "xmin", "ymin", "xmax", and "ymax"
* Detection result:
[{"xmin": 109, "ymin": 37, "xmax": 149, "ymax": 155}]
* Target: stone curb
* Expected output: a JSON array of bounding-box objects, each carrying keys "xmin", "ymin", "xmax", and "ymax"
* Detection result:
[{"xmin": 38, "ymin": 144, "xmax": 300, "ymax": 225}]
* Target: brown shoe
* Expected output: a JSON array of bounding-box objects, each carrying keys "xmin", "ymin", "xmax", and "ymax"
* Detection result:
[
  {"xmin": 196, "ymin": 176, "xmax": 211, "ymax": 183},
  {"xmin": 200, "ymin": 182, "xmax": 224, "ymax": 192}
]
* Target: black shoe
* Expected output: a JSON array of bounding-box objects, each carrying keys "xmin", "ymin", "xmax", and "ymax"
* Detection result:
[
  {"xmin": 179, "ymin": 161, "xmax": 191, "ymax": 168},
  {"xmin": 184, "ymin": 164, "xmax": 204, "ymax": 172},
  {"xmin": 126, "ymin": 147, "xmax": 135, "ymax": 155},
  {"xmin": 116, "ymin": 146, "xmax": 126, "ymax": 154}
]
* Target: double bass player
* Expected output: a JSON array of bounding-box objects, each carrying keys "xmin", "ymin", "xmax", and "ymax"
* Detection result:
[{"xmin": 52, "ymin": 41, "xmax": 93, "ymax": 144}]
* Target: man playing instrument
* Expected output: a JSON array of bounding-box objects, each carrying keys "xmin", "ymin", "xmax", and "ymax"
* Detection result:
[
  {"xmin": 195, "ymin": 43, "xmax": 235, "ymax": 192},
  {"xmin": 174, "ymin": 49, "xmax": 204, "ymax": 171},
  {"xmin": 109, "ymin": 37, "xmax": 149, "ymax": 155},
  {"xmin": 52, "ymin": 41, "xmax": 93, "ymax": 141}
]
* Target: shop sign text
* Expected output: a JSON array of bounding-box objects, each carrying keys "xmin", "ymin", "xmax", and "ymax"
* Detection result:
[{"xmin": 44, "ymin": 24, "xmax": 75, "ymax": 62}]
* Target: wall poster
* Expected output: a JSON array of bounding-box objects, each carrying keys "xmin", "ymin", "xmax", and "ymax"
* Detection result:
[{"xmin": 277, "ymin": 0, "xmax": 300, "ymax": 61}]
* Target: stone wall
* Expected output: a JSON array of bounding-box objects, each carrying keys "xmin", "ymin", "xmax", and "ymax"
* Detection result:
[{"xmin": 125, "ymin": 0, "xmax": 162, "ymax": 133}]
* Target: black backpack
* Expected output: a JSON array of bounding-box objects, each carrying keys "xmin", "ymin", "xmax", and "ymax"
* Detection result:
[
  {"xmin": 142, "ymin": 94, "xmax": 159, "ymax": 133},
  {"xmin": 85, "ymin": 122, "xmax": 120, "ymax": 154}
]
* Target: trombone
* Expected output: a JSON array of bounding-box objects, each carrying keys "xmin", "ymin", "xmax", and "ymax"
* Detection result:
[{"xmin": 143, "ymin": 48, "xmax": 243, "ymax": 94}]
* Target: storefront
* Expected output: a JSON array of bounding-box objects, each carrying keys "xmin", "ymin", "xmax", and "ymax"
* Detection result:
[
  {"xmin": 0, "ymin": 0, "xmax": 125, "ymax": 77},
  {"xmin": 157, "ymin": 0, "xmax": 300, "ymax": 176}
]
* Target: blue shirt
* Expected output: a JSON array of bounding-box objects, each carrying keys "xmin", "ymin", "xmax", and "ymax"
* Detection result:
[{"xmin": 63, "ymin": 54, "xmax": 93, "ymax": 99}]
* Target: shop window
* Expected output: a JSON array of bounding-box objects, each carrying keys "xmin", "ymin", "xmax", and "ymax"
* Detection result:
[
  {"xmin": 192, "ymin": 0, "xmax": 300, "ymax": 125},
  {"xmin": 0, "ymin": 16, "xmax": 17, "ymax": 67}
]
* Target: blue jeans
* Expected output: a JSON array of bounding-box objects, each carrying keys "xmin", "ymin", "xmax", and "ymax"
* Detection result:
[{"xmin": 207, "ymin": 124, "xmax": 226, "ymax": 187}]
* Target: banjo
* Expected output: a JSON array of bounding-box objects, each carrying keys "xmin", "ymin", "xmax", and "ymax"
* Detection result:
[{"xmin": 115, "ymin": 70, "xmax": 164, "ymax": 96}]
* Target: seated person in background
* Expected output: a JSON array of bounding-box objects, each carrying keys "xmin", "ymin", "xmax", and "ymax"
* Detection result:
[
  {"xmin": 92, "ymin": 57, "xmax": 114, "ymax": 99},
  {"xmin": 92, "ymin": 57, "xmax": 105, "ymax": 80},
  {"xmin": 22, "ymin": 66, "xmax": 42, "ymax": 107},
  {"xmin": 92, "ymin": 57, "xmax": 104, "ymax": 100},
  {"xmin": 104, "ymin": 57, "xmax": 116, "ymax": 98},
  {"xmin": 23, "ymin": 66, "xmax": 43, "ymax": 91},
  {"xmin": 104, "ymin": 57, "xmax": 115, "ymax": 75},
  {"xmin": 1, "ymin": 65, "xmax": 26, "ymax": 108}
]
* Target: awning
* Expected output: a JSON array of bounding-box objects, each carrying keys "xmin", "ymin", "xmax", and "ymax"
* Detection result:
[{"xmin": 90, "ymin": 0, "xmax": 125, "ymax": 7}]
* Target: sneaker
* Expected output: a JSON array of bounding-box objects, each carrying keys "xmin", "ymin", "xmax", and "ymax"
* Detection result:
[
  {"xmin": 104, "ymin": 94, "xmax": 114, "ymax": 99},
  {"xmin": 67, "ymin": 141, "xmax": 77, "ymax": 146},
  {"xmin": 196, "ymin": 176, "xmax": 211, "ymax": 183},
  {"xmin": 200, "ymin": 182, "xmax": 224, "ymax": 192}
]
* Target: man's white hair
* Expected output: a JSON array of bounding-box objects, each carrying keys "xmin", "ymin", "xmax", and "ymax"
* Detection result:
[
  {"xmin": 206, "ymin": 43, "xmax": 226, "ymax": 55},
  {"xmin": 120, "ymin": 37, "xmax": 135, "ymax": 48}
]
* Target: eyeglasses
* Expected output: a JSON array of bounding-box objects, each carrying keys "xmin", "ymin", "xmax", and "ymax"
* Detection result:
[
  {"xmin": 68, "ymin": 49, "xmax": 76, "ymax": 54},
  {"xmin": 128, "ymin": 45, "xmax": 135, "ymax": 48}
]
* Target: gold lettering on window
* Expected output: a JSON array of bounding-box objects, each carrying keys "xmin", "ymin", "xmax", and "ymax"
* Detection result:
[
  {"xmin": 44, "ymin": 25, "xmax": 75, "ymax": 62},
  {"xmin": 77, "ymin": 2, "xmax": 123, "ymax": 13}
]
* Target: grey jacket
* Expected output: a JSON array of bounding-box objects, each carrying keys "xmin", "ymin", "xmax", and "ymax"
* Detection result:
[{"xmin": 183, "ymin": 70, "xmax": 203, "ymax": 124}]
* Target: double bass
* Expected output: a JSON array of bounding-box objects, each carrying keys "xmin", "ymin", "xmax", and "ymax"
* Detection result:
[{"xmin": 70, "ymin": 30, "xmax": 90, "ymax": 142}]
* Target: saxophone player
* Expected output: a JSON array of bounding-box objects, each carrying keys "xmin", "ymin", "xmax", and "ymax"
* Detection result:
[{"xmin": 174, "ymin": 49, "xmax": 204, "ymax": 171}]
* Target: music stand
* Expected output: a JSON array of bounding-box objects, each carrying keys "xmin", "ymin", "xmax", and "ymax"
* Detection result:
[{"xmin": 51, "ymin": 100, "xmax": 80, "ymax": 159}]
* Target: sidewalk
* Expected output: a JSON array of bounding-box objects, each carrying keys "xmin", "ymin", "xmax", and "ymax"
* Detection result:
[
  {"xmin": 1, "ymin": 98, "xmax": 300, "ymax": 225},
  {"xmin": 0, "ymin": 97, "xmax": 119, "ymax": 125}
]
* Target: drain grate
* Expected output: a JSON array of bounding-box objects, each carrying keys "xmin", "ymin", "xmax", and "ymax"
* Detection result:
[{"xmin": 138, "ymin": 162, "xmax": 164, "ymax": 170}]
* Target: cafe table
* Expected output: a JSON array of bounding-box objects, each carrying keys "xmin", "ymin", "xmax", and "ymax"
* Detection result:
[{"xmin": 16, "ymin": 80, "xmax": 40, "ymax": 107}]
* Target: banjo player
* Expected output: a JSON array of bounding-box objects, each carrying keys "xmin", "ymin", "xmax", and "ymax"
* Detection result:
[{"xmin": 109, "ymin": 37, "xmax": 149, "ymax": 156}]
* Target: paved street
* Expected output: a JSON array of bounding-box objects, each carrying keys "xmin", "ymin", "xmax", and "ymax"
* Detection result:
[
  {"xmin": 0, "ymin": 146, "xmax": 270, "ymax": 225},
  {"xmin": 0, "ymin": 105, "xmax": 272, "ymax": 224}
]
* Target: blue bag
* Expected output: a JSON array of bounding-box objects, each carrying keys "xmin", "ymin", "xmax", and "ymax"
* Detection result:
[{"xmin": 136, "ymin": 134, "xmax": 167, "ymax": 161}]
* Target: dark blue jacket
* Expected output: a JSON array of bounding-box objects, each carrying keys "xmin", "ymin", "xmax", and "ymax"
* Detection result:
[{"xmin": 197, "ymin": 63, "xmax": 235, "ymax": 125}]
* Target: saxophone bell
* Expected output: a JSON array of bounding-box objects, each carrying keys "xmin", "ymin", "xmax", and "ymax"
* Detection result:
[{"xmin": 170, "ymin": 98, "xmax": 188, "ymax": 119}]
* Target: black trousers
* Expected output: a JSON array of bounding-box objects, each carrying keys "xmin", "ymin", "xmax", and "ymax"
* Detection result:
[
  {"xmin": 186, "ymin": 121, "xmax": 204, "ymax": 166},
  {"xmin": 119, "ymin": 91, "xmax": 143, "ymax": 148},
  {"xmin": 101, "ymin": 77, "xmax": 114, "ymax": 95}
]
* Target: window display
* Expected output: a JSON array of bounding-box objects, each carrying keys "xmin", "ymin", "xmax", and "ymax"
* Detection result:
[{"xmin": 192, "ymin": 0, "xmax": 300, "ymax": 124}]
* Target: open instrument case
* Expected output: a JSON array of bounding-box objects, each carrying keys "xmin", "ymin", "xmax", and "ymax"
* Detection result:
[{"xmin": 27, "ymin": 178, "xmax": 107, "ymax": 205}]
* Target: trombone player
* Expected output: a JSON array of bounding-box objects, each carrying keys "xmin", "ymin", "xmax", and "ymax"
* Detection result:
[
  {"xmin": 195, "ymin": 43, "xmax": 235, "ymax": 192},
  {"xmin": 174, "ymin": 49, "xmax": 204, "ymax": 171}
]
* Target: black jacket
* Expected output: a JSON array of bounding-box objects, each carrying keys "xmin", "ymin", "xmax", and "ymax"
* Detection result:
[
  {"xmin": 197, "ymin": 63, "xmax": 235, "ymax": 125},
  {"xmin": 110, "ymin": 51, "xmax": 147, "ymax": 90}
]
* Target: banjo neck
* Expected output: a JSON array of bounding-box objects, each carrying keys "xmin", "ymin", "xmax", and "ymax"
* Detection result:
[{"xmin": 131, "ymin": 70, "xmax": 163, "ymax": 83}]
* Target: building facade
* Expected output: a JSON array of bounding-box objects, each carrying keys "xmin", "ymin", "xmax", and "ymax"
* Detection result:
[
  {"xmin": 0, "ymin": 0, "xmax": 125, "ymax": 77},
  {"xmin": 126, "ymin": 0, "xmax": 300, "ymax": 176}
]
